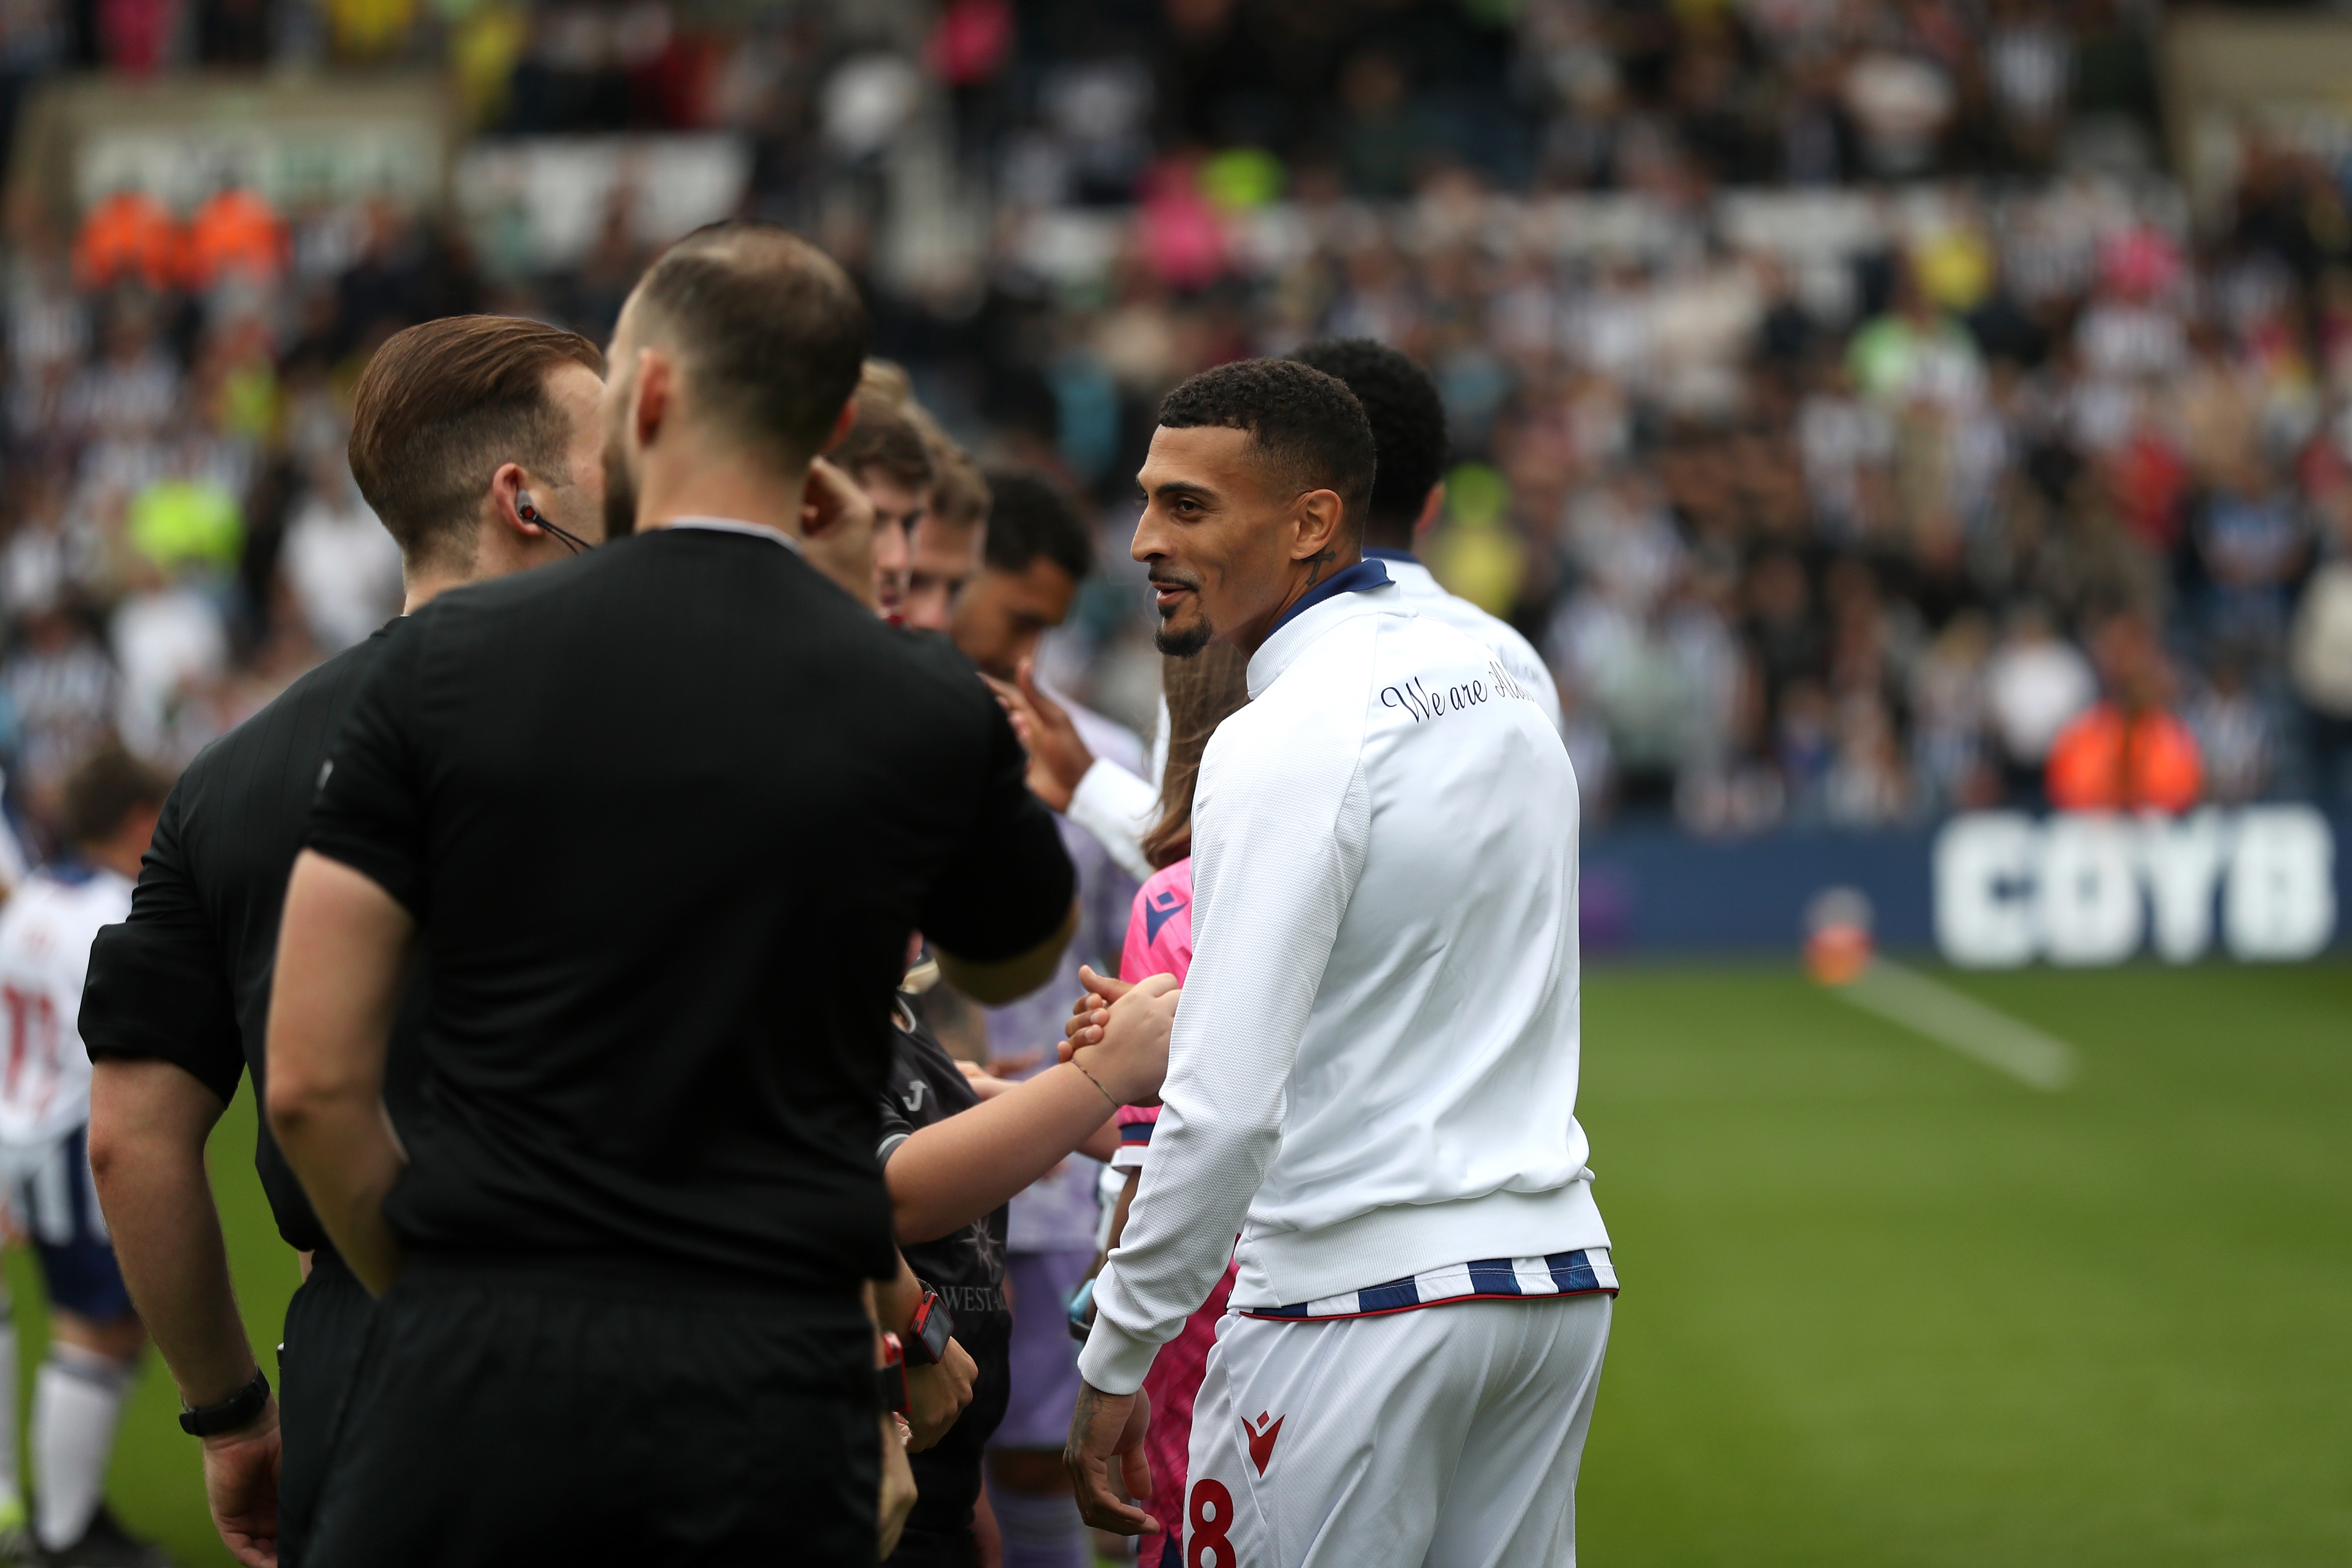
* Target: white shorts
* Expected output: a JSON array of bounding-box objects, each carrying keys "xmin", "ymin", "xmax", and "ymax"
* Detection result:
[{"xmin": 1180, "ymin": 1294, "xmax": 1611, "ymax": 1568}]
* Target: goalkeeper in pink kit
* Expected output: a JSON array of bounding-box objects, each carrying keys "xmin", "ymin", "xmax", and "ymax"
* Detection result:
[{"xmin": 1077, "ymin": 643, "xmax": 1248, "ymax": 1562}]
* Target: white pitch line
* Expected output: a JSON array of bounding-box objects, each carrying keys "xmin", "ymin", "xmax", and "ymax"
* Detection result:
[{"xmin": 1832, "ymin": 959, "xmax": 2079, "ymax": 1091}]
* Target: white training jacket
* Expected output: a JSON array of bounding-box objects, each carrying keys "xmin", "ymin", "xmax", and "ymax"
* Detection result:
[
  {"xmin": 1080, "ymin": 576, "xmax": 1606, "ymax": 1396},
  {"xmin": 1064, "ymin": 552, "xmax": 1563, "ymax": 879},
  {"xmin": 1370, "ymin": 547, "xmax": 1565, "ymax": 738}
]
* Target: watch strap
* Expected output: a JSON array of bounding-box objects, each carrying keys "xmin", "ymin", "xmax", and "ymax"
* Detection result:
[
  {"xmin": 877, "ymin": 1332, "xmax": 909, "ymax": 1415},
  {"xmin": 179, "ymin": 1369, "xmax": 271, "ymax": 1437},
  {"xmin": 902, "ymin": 1289, "xmax": 956, "ymax": 1366}
]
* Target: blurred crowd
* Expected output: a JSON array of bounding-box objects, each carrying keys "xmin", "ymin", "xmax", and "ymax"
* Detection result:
[
  {"xmin": 4, "ymin": 0, "xmax": 2352, "ymax": 849},
  {"xmin": 975, "ymin": 158, "xmax": 2352, "ymax": 835}
]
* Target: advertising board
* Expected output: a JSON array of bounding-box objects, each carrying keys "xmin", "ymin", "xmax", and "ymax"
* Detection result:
[{"xmin": 1579, "ymin": 810, "xmax": 2344, "ymax": 963}]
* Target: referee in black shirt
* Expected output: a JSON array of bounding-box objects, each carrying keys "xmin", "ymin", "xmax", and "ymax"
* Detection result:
[
  {"xmin": 266, "ymin": 222, "xmax": 1077, "ymax": 1566},
  {"xmin": 79, "ymin": 314, "xmax": 609, "ymax": 1568}
]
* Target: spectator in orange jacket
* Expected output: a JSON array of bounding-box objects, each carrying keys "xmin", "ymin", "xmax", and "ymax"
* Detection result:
[
  {"xmin": 2046, "ymin": 615, "xmax": 2203, "ymax": 811},
  {"xmin": 73, "ymin": 191, "xmax": 179, "ymax": 292},
  {"xmin": 183, "ymin": 188, "xmax": 287, "ymax": 291}
]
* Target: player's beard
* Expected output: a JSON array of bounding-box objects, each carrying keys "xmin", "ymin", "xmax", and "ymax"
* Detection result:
[
  {"xmin": 1155, "ymin": 617, "xmax": 1212, "ymax": 657},
  {"xmin": 1151, "ymin": 570, "xmax": 1211, "ymax": 657},
  {"xmin": 602, "ymin": 427, "xmax": 639, "ymax": 540}
]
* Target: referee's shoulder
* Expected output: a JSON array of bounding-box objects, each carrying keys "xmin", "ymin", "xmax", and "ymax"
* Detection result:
[
  {"xmin": 881, "ymin": 626, "xmax": 1002, "ymax": 724},
  {"xmin": 176, "ymin": 630, "xmax": 393, "ymax": 790},
  {"xmin": 415, "ymin": 543, "xmax": 610, "ymax": 622}
]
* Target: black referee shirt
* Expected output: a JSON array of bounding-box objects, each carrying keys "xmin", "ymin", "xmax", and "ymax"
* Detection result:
[
  {"xmin": 80, "ymin": 626, "xmax": 420, "ymax": 1255},
  {"xmin": 305, "ymin": 524, "xmax": 1074, "ymax": 1294}
]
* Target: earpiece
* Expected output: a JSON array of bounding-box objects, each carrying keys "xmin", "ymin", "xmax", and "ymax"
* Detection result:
[{"xmin": 509, "ymin": 486, "xmax": 589, "ymax": 556}]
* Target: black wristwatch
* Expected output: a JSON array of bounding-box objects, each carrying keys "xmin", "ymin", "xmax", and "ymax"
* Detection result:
[
  {"xmin": 901, "ymin": 1289, "xmax": 956, "ymax": 1367},
  {"xmin": 179, "ymin": 1369, "xmax": 271, "ymax": 1437},
  {"xmin": 878, "ymin": 1332, "xmax": 909, "ymax": 1415}
]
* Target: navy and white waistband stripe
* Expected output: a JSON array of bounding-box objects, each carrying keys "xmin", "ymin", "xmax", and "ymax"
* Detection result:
[{"xmin": 1242, "ymin": 1247, "xmax": 1617, "ymax": 1322}]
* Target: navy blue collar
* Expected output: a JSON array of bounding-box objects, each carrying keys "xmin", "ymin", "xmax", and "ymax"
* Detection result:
[
  {"xmin": 1363, "ymin": 546, "xmax": 1420, "ymax": 565},
  {"xmin": 1268, "ymin": 557, "xmax": 1389, "ymax": 635},
  {"xmin": 43, "ymin": 857, "xmax": 98, "ymax": 887}
]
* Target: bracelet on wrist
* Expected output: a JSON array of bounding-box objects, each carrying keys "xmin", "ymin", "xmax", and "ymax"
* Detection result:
[
  {"xmin": 179, "ymin": 1369, "xmax": 271, "ymax": 1438},
  {"xmin": 1069, "ymin": 1053, "xmax": 1121, "ymax": 1110}
]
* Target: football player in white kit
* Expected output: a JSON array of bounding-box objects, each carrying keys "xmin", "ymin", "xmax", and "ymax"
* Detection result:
[
  {"xmin": 988, "ymin": 338, "xmax": 1561, "ymax": 899},
  {"xmin": 1066, "ymin": 359, "xmax": 1611, "ymax": 1568},
  {"xmin": 0, "ymin": 746, "xmax": 171, "ymax": 1566}
]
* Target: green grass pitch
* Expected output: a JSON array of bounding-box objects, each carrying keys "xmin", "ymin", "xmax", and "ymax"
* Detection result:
[{"xmin": 17, "ymin": 959, "xmax": 2348, "ymax": 1566}]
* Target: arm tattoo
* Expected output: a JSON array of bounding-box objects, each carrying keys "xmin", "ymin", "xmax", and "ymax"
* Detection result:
[
  {"xmin": 1068, "ymin": 1381, "xmax": 1109, "ymax": 1462},
  {"xmin": 1302, "ymin": 547, "xmax": 1337, "ymax": 588}
]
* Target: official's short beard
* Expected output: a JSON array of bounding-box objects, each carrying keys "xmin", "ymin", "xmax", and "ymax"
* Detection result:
[
  {"xmin": 1154, "ymin": 617, "xmax": 1212, "ymax": 658},
  {"xmin": 601, "ymin": 430, "xmax": 638, "ymax": 540}
]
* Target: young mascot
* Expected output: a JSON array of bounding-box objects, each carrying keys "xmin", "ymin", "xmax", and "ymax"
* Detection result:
[{"xmin": 0, "ymin": 747, "xmax": 171, "ymax": 1567}]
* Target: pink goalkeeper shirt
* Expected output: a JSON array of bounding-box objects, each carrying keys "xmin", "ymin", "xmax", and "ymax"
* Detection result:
[
  {"xmin": 1112, "ymin": 857, "xmax": 1193, "ymax": 1170},
  {"xmin": 1112, "ymin": 857, "xmax": 1233, "ymax": 1549}
]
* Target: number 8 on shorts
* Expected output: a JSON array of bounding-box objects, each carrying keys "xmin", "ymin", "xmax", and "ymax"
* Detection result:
[{"xmin": 1189, "ymin": 1478, "xmax": 1236, "ymax": 1567}]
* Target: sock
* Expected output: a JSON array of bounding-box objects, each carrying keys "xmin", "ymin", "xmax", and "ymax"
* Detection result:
[
  {"xmin": 32, "ymin": 1343, "xmax": 135, "ymax": 1551},
  {"xmin": 0, "ymin": 1296, "xmax": 18, "ymax": 1517},
  {"xmin": 987, "ymin": 1480, "xmax": 1090, "ymax": 1568}
]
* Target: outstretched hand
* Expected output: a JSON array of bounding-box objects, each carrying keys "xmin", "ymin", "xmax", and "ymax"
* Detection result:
[
  {"xmin": 1065, "ymin": 1381, "xmax": 1159, "ymax": 1537},
  {"xmin": 1061, "ymin": 965, "xmax": 1134, "ymax": 1058},
  {"xmin": 1071, "ymin": 974, "xmax": 1178, "ymax": 1107},
  {"xmin": 985, "ymin": 659, "xmax": 1096, "ymax": 812}
]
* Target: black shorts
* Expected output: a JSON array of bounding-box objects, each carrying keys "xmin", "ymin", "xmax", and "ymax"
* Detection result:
[
  {"xmin": 277, "ymin": 1249, "xmax": 376, "ymax": 1568},
  {"xmin": 306, "ymin": 1256, "xmax": 877, "ymax": 1567}
]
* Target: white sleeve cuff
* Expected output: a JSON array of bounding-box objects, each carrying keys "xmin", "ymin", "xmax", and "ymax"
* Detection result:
[
  {"xmin": 1077, "ymin": 1296, "xmax": 1162, "ymax": 1395},
  {"xmin": 1065, "ymin": 758, "xmax": 1158, "ymax": 882},
  {"xmin": 1108, "ymin": 1144, "xmax": 1147, "ymax": 1172}
]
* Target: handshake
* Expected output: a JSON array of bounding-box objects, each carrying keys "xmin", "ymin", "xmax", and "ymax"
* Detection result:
[{"xmin": 1058, "ymin": 966, "xmax": 1181, "ymax": 1109}]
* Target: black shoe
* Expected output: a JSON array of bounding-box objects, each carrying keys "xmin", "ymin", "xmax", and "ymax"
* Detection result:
[{"xmin": 37, "ymin": 1507, "xmax": 172, "ymax": 1568}]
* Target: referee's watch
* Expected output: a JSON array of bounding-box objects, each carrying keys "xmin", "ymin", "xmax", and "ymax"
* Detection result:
[
  {"xmin": 179, "ymin": 1369, "xmax": 271, "ymax": 1438},
  {"xmin": 901, "ymin": 1289, "xmax": 956, "ymax": 1366}
]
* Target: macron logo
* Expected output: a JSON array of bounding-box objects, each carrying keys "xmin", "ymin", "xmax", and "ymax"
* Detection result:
[
  {"xmin": 1144, "ymin": 889, "xmax": 1186, "ymax": 945},
  {"xmin": 1243, "ymin": 1411, "xmax": 1283, "ymax": 1476}
]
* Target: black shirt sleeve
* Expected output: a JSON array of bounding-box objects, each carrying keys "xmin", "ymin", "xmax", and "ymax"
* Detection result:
[
  {"xmin": 878, "ymin": 1038, "xmax": 918, "ymax": 1160},
  {"xmin": 80, "ymin": 784, "xmax": 245, "ymax": 1105},
  {"xmin": 916, "ymin": 698, "xmax": 1075, "ymax": 965},
  {"xmin": 305, "ymin": 612, "xmax": 431, "ymax": 915}
]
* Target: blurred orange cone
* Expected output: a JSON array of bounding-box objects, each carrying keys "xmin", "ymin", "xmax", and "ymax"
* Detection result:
[{"xmin": 1803, "ymin": 886, "xmax": 1875, "ymax": 986}]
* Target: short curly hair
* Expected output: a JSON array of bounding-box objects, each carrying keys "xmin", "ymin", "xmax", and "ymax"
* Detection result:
[
  {"xmin": 1156, "ymin": 359, "xmax": 1376, "ymax": 536},
  {"xmin": 1288, "ymin": 338, "xmax": 1447, "ymax": 550}
]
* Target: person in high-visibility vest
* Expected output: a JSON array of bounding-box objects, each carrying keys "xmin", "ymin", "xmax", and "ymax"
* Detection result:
[
  {"xmin": 73, "ymin": 191, "xmax": 179, "ymax": 292},
  {"xmin": 182, "ymin": 187, "xmax": 287, "ymax": 291},
  {"xmin": 2045, "ymin": 616, "xmax": 2203, "ymax": 812}
]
